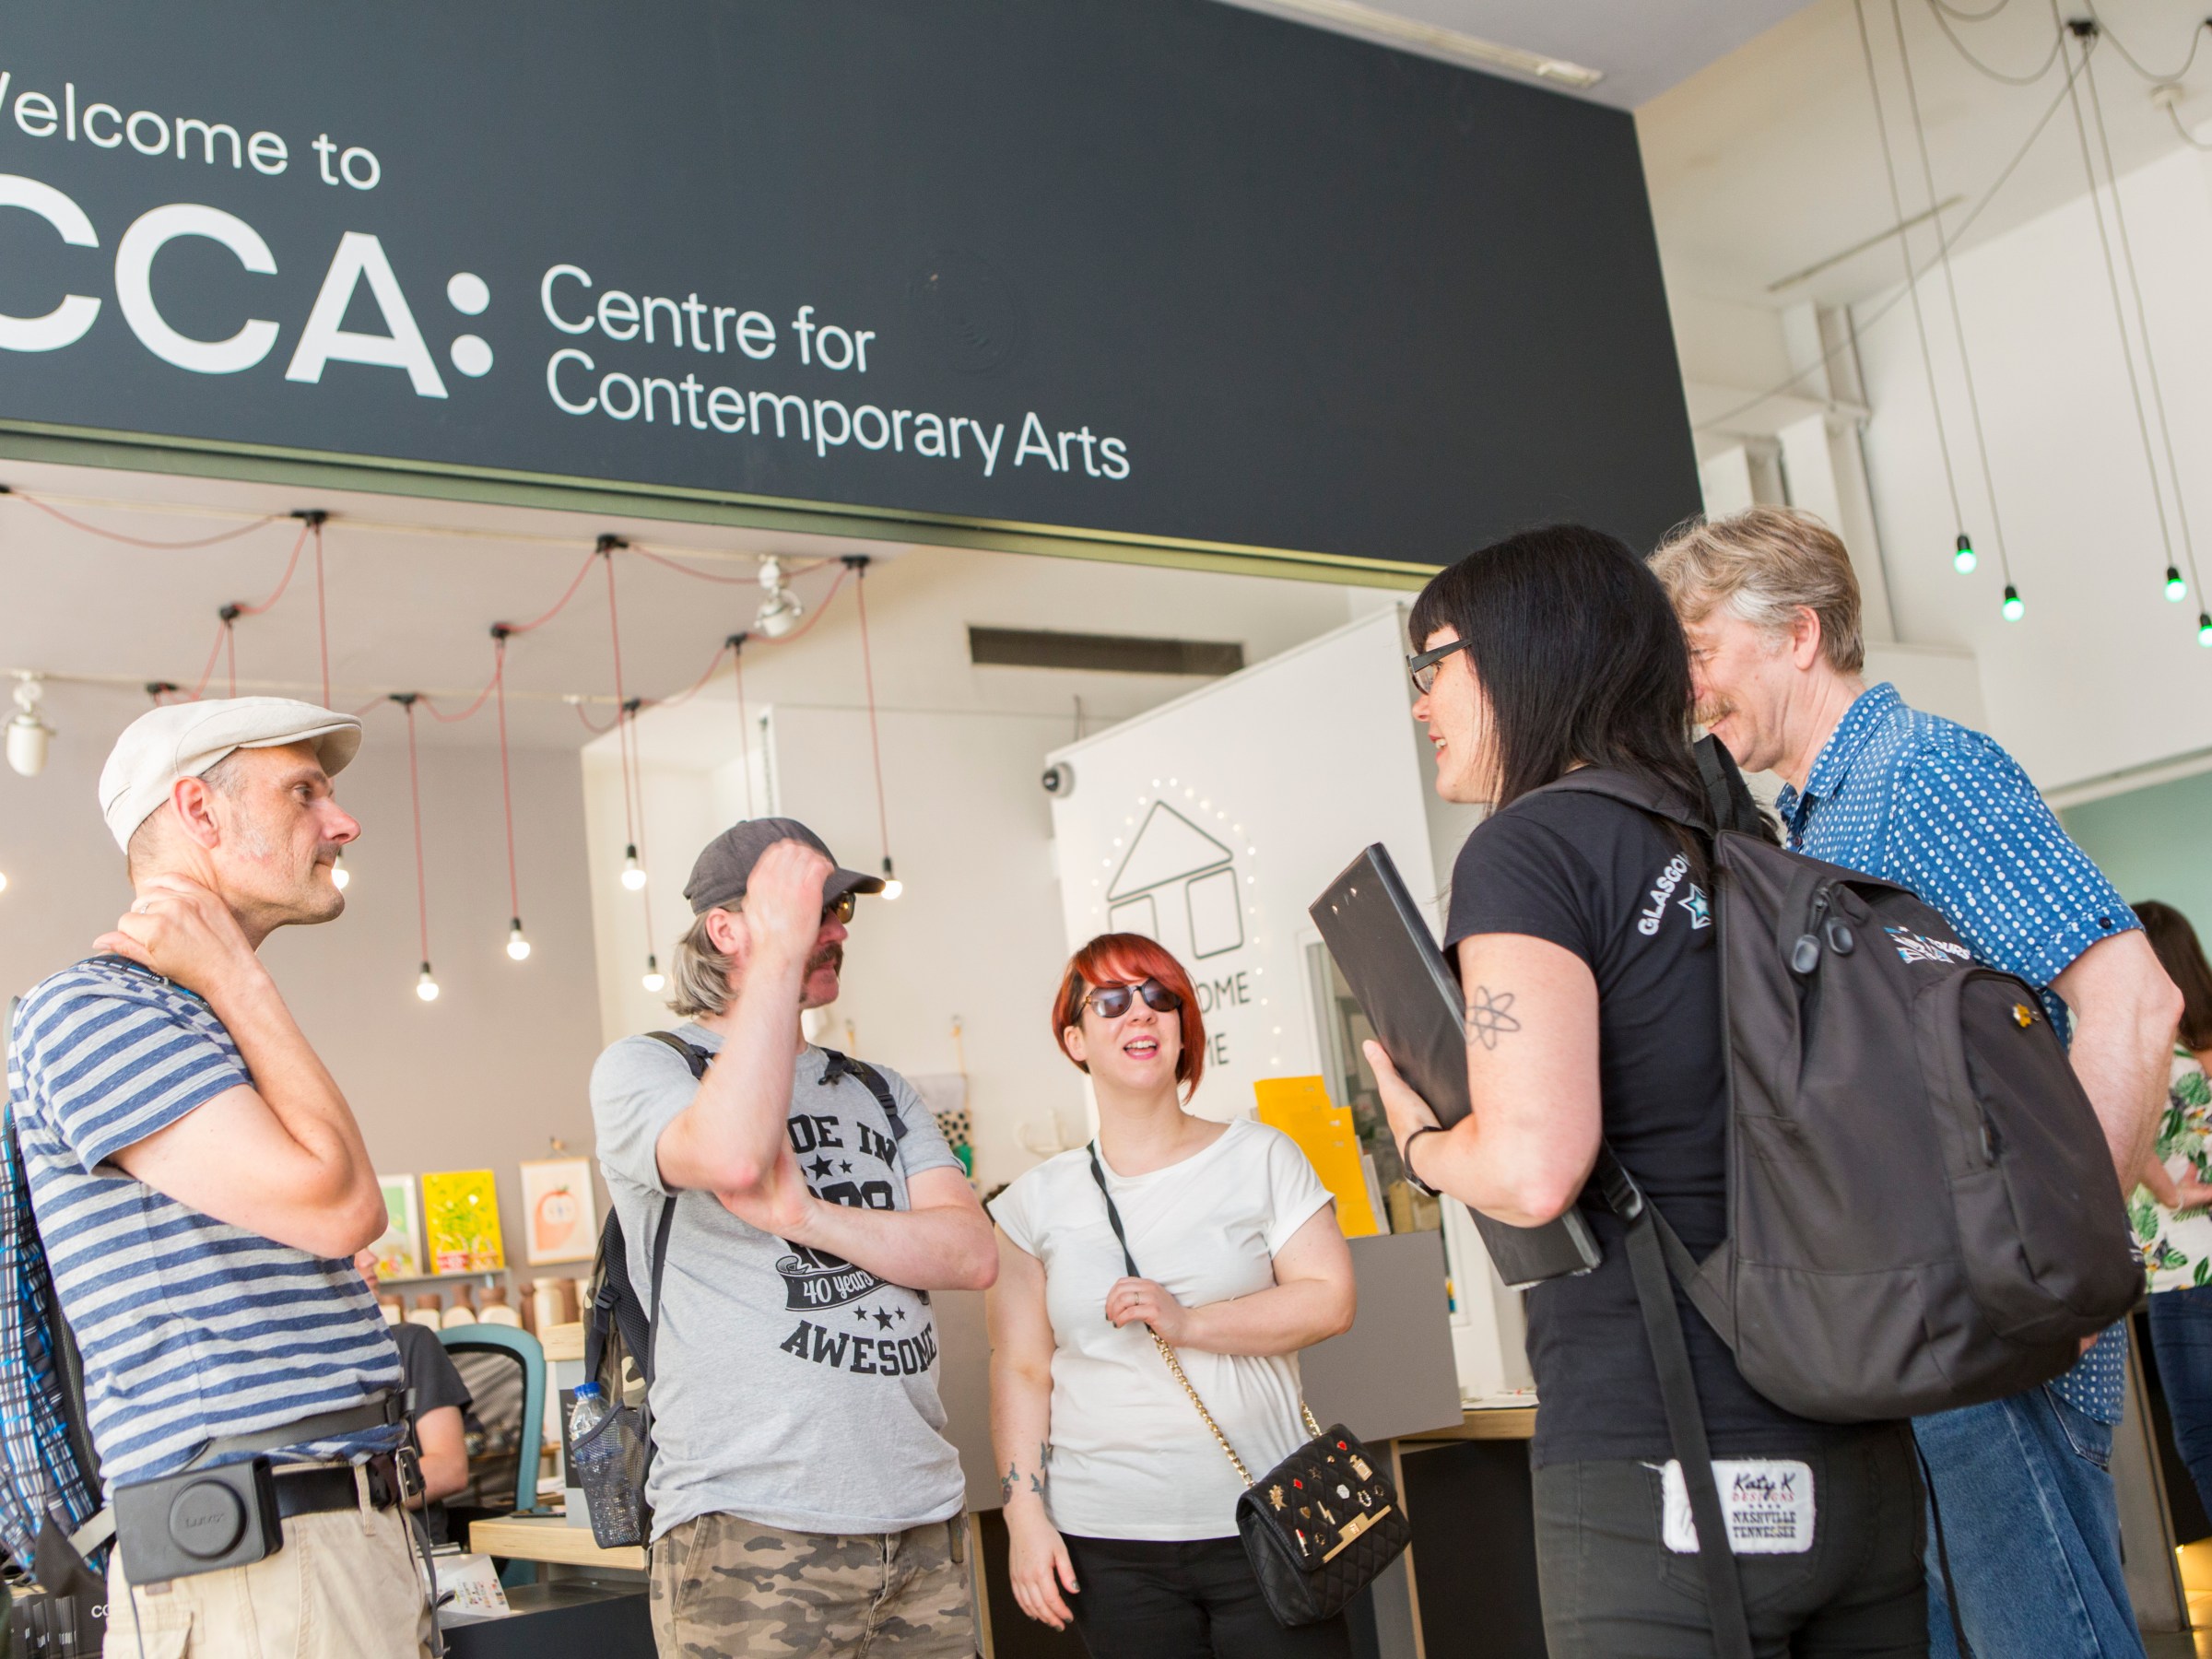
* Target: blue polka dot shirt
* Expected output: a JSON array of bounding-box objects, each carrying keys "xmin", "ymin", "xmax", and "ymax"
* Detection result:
[{"xmin": 1776, "ymin": 682, "xmax": 2137, "ymax": 1423}]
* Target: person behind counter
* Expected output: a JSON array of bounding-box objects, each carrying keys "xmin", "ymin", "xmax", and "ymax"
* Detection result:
[
  {"xmin": 986, "ymin": 932, "xmax": 1357, "ymax": 1659},
  {"xmin": 1365, "ymin": 527, "xmax": 1926, "ymax": 1657},
  {"xmin": 354, "ymin": 1250, "xmax": 473, "ymax": 1544},
  {"xmin": 6, "ymin": 698, "xmax": 423, "ymax": 1659}
]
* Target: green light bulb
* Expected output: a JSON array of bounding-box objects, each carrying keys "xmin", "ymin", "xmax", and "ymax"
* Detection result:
[
  {"xmin": 2168, "ymin": 566, "xmax": 2188, "ymax": 603},
  {"xmin": 2001, "ymin": 585, "xmax": 2024, "ymax": 621},
  {"xmin": 2199, "ymin": 612, "xmax": 2212, "ymax": 648},
  {"xmin": 1953, "ymin": 534, "xmax": 1976, "ymax": 575}
]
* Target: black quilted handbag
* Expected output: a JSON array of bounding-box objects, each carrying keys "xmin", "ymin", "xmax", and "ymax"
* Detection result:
[{"xmin": 1088, "ymin": 1147, "xmax": 1412, "ymax": 1626}]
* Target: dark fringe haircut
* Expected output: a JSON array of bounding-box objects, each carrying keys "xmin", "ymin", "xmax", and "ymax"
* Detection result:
[
  {"xmin": 1406, "ymin": 524, "xmax": 1706, "ymax": 818},
  {"xmin": 2136, "ymin": 900, "xmax": 2212, "ymax": 1053}
]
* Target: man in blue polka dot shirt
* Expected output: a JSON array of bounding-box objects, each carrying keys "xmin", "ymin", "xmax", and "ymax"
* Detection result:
[{"xmin": 1654, "ymin": 507, "xmax": 2181, "ymax": 1659}]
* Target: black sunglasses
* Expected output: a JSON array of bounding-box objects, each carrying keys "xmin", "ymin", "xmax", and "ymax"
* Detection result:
[
  {"xmin": 822, "ymin": 890, "xmax": 857, "ymax": 925},
  {"xmin": 1406, "ymin": 638, "xmax": 1473, "ymax": 694},
  {"xmin": 1078, "ymin": 978, "xmax": 1183, "ymax": 1020}
]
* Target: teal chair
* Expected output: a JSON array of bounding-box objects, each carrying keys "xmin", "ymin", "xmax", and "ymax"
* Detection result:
[{"xmin": 438, "ymin": 1324, "xmax": 547, "ymax": 1583}]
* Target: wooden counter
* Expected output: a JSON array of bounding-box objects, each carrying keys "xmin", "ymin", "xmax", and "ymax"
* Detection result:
[
  {"xmin": 1404, "ymin": 1406, "xmax": 1536, "ymax": 1442},
  {"xmin": 469, "ymin": 1514, "xmax": 643, "ymax": 1572}
]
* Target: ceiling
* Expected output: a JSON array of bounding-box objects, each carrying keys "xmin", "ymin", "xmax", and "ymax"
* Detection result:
[
  {"xmin": 0, "ymin": 458, "xmax": 907, "ymax": 752},
  {"xmin": 1219, "ymin": 0, "xmax": 1825, "ymax": 108},
  {"xmin": 1641, "ymin": 0, "xmax": 2212, "ymax": 315}
]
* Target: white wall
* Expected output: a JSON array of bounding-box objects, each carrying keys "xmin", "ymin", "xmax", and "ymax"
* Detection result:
[{"xmin": 0, "ymin": 688, "xmax": 607, "ymax": 1288}]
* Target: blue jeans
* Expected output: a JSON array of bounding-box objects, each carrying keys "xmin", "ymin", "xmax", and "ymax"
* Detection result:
[
  {"xmin": 1916, "ymin": 1385, "xmax": 2143, "ymax": 1659},
  {"xmin": 2148, "ymin": 1286, "xmax": 2212, "ymax": 1521}
]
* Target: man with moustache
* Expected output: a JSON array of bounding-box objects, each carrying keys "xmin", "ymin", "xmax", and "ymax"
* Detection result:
[
  {"xmin": 590, "ymin": 818, "xmax": 996, "ymax": 1659},
  {"xmin": 1652, "ymin": 508, "xmax": 2180, "ymax": 1659},
  {"xmin": 6, "ymin": 699, "xmax": 422, "ymax": 1658}
]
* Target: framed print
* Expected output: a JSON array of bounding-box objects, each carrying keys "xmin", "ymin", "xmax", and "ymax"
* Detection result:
[
  {"xmin": 421, "ymin": 1169, "xmax": 507, "ymax": 1275},
  {"xmin": 371, "ymin": 1175, "xmax": 422, "ymax": 1280},
  {"xmin": 519, "ymin": 1158, "xmax": 598, "ymax": 1266}
]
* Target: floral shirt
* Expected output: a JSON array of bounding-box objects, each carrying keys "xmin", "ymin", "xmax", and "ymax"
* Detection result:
[{"xmin": 2132, "ymin": 1047, "xmax": 2212, "ymax": 1294}]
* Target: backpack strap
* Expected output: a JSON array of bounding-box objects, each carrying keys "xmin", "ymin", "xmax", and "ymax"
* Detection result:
[
  {"xmin": 1594, "ymin": 1151, "xmax": 1754, "ymax": 1659},
  {"xmin": 583, "ymin": 1032, "xmax": 699, "ymax": 1387},
  {"xmin": 818, "ymin": 1048, "xmax": 908, "ymax": 1145}
]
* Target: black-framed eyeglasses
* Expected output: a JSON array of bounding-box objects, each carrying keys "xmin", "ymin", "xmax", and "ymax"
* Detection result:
[
  {"xmin": 1407, "ymin": 638, "xmax": 1473, "ymax": 695},
  {"xmin": 822, "ymin": 890, "xmax": 857, "ymax": 925},
  {"xmin": 1079, "ymin": 978, "xmax": 1183, "ymax": 1020}
]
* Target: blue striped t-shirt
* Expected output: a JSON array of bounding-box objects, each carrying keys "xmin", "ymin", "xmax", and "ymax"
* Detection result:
[{"xmin": 6, "ymin": 957, "xmax": 400, "ymax": 1487}]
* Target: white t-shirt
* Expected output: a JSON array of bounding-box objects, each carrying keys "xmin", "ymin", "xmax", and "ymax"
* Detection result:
[{"xmin": 989, "ymin": 1118, "xmax": 1335, "ymax": 1541}]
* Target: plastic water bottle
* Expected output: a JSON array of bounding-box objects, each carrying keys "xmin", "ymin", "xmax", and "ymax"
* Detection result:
[
  {"xmin": 569, "ymin": 1381, "xmax": 608, "ymax": 1444},
  {"xmin": 567, "ymin": 1382, "xmax": 641, "ymax": 1546}
]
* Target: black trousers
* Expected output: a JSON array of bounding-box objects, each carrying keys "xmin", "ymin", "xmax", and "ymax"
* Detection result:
[
  {"xmin": 1060, "ymin": 1534, "xmax": 1354, "ymax": 1659},
  {"xmin": 1531, "ymin": 1424, "xmax": 1928, "ymax": 1659}
]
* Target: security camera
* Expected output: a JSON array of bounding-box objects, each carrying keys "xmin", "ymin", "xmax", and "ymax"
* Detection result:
[{"xmin": 1041, "ymin": 761, "xmax": 1076, "ymax": 798}]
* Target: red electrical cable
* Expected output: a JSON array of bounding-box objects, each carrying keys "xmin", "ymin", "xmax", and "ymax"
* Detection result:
[
  {"xmin": 508, "ymin": 548, "xmax": 603, "ymax": 635},
  {"xmin": 400, "ymin": 697, "xmax": 432, "ymax": 971},
  {"xmin": 233, "ymin": 520, "xmax": 312, "ymax": 617},
  {"xmin": 493, "ymin": 640, "xmax": 521, "ymax": 924},
  {"xmin": 13, "ymin": 493, "xmax": 280, "ymax": 548},
  {"xmin": 626, "ymin": 547, "xmax": 759, "ymax": 584},
  {"xmin": 573, "ymin": 700, "xmax": 621, "ymax": 735},
  {"xmin": 852, "ymin": 563, "xmax": 893, "ymax": 866},
  {"xmin": 604, "ymin": 548, "xmax": 642, "ymax": 866},
  {"xmin": 222, "ymin": 620, "xmax": 236, "ymax": 698},
  {"xmin": 312, "ymin": 518, "xmax": 331, "ymax": 708},
  {"xmin": 185, "ymin": 620, "xmax": 228, "ymax": 700},
  {"xmin": 733, "ymin": 641, "xmax": 757, "ymax": 818},
  {"xmin": 644, "ymin": 638, "xmax": 734, "ymax": 713}
]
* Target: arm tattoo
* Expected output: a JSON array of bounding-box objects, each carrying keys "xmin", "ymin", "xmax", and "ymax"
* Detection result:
[
  {"xmin": 1465, "ymin": 985, "xmax": 1522, "ymax": 1050},
  {"xmin": 1006, "ymin": 1443, "xmax": 1054, "ymax": 1502},
  {"xmin": 1001, "ymin": 1462, "xmax": 1018, "ymax": 1502}
]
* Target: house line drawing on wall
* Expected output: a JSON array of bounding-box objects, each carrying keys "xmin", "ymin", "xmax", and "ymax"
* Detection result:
[{"xmin": 1107, "ymin": 801, "xmax": 1245, "ymax": 959}]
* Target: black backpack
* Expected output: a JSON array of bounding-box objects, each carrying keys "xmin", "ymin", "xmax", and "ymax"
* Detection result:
[
  {"xmin": 1547, "ymin": 741, "xmax": 2142, "ymax": 1658},
  {"xmin": 580, "ymin": 1035, "xmax": 910, "ymax": 1536}
]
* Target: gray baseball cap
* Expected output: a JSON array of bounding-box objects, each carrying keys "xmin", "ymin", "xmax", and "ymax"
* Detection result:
[{"xmin": 682, "ymin": 817, "xmax": 885, "ymax": 915}]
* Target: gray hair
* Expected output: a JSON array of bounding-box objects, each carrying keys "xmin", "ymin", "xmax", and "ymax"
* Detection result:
[
  {"xmin": 667, "ymin": 912, "xmax": 735, "ymax": 1018},
  {"xmin": 1648, "ymin": 506, "xmax": 1865, "ymax": 674},
  {"xmin": 125, "ymin": 750, "xmax": 249, "ymax": 877}
]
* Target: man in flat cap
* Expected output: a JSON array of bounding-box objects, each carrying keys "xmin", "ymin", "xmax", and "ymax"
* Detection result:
[
  {"xmin": 6, "ymin": 698, "xmax": 426, "ymax": 1657},
  {"xmin": 591, "ymin": 818, "xmax": 995, "ymax": 1658}
]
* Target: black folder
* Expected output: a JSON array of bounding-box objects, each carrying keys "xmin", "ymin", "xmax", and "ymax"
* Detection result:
[{"xmin": 1311, "ymin": 843, "xmax": 1600, "ymax": 1290}]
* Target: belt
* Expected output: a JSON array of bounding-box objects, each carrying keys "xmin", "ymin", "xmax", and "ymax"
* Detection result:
[{"xmin": 272, "ymin": 1453, "xmax": 401, "ymax": 1521}]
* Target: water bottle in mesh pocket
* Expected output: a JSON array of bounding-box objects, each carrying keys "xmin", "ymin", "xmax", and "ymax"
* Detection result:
[{"xmin": 571, "ymin": 1399, "xmax": 649, "ymax": 1549}]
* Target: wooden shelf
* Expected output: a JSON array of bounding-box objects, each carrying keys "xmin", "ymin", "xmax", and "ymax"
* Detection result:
[
  {"xmin": 469, "ymin": 1513, "xmax": 643, "ymax": 1571},
  {"xmin": 1400, "ymin": 1406, "xmax": 1537, "ymax": 1442}
]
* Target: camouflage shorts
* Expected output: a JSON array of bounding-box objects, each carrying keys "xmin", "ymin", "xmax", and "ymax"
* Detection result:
[{"xmin": 650, "ymin": 1512, "xmax": 974, "ymax": 1658}]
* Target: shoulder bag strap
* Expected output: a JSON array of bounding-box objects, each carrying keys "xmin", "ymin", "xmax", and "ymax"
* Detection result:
[
  {"xmin": 1083, "ymin": 1143, "xmax": 1317, "ymax": 1488},
  {"xmin": 1593, "ymin": 1151, "xmax": 1754, "ymax": 1659}
]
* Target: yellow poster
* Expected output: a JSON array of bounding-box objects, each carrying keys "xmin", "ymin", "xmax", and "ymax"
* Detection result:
[
  {"xmin": 421, "ymin": 1169, "xmax": 507, "ymax": 1274},
  {"xmin": 1253, "ymin": 1076, "xmax": 1382, "ymax": 1238}
]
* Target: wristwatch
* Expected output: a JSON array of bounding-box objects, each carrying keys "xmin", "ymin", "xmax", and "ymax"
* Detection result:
[{"xmin": 1402, "ymin": 1125, "xmax": 1446, "ymax": 1198}]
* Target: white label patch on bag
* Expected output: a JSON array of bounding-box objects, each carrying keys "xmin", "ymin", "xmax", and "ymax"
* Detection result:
[{"xmin": 1657, "ymin": 1459, "xmax": 1815, "ymax": 1555}]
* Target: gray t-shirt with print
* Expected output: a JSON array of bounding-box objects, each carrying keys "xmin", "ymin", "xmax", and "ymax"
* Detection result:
[{"xmin": 590, "ymin": 1023, "xmax": 967, "ymax": 1538}]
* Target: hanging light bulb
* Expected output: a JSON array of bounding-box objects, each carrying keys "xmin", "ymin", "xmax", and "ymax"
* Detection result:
[
  {"xmin": 330, "ymin": 851, "xmax": 350, "ymax": 890},
  {"xmin": 754, "ymin": 557, "xmax": 804, "ymax": 639},
  {"xmin": 641, "ymin": 953, "xmax": 666, "ymax": 994},
  {"xmin": 1952, "ymin": 535, "xmax": 1977, "ymax": 575},
  {"xmin": 620, "ymin": 844, "xmax": 647, "ymax": 890},
  {"xmin": 879, "ymin": 855, "xmax": 904, "ymax": 901},
  {"xmin": 2198, "ymin": 612, "xmax": 2212, "ymax": 648},
  {"xmin": 0, "ymin": 869, "xmax": 10, "ymax": 895},
  {"xmin": 416, "ymin": 962, "xmax": 441, "ymax": 1003},
  {"xmin": 2167, "ymin": 566, "xmax": 2189, "ymax": 603},
  {"xmin": 2001, "ymin": 585, "xmax": 2024, "ymax": 622},
  {"xmin": 506, "ymin": 918, "xmax": 532, "ymax": 961},
  {"xmin": 6, "ymin": 675, "xmax": 53, "ymax": 778}
]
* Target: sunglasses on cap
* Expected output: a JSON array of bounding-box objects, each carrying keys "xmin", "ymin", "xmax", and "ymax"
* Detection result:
[{"xmin": 1077, "ymin": 978, "xmax": 1183, "ymax": 1020}]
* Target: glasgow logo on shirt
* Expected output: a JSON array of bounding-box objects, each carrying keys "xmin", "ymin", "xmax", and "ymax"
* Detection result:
[
  {"xmin": 1885, "ymin": 925, "xmax": 1971, "ymax": 968},
  {"xmin": 1637, "ymin": 855, "xmax": 1709, "ymax": 936}
]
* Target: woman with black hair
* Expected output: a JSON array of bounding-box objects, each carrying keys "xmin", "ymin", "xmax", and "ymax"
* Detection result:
[
  {"xmin": 2129, "ymin": 900, "xmax": 2212, "ymax": 1521},
  {"xmin": 1367, "ymin": 525, "xmax": 1925, "ymax": 1657}
]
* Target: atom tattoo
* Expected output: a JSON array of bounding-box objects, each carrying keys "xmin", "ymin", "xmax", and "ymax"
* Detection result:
[{"xmin": 1465, "ymin": 985, "xmax": 1523, "ymax": 1050}]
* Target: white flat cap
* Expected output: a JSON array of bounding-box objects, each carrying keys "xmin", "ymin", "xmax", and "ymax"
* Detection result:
[{"xmin": 100, "ymin": 696, "xmax": 363, "ymax": 851}]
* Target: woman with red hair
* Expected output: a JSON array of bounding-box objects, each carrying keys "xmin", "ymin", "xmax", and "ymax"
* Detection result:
[{"xmin": 985, "ymin": 933, "xmax": 1358, "ymax": 1659}]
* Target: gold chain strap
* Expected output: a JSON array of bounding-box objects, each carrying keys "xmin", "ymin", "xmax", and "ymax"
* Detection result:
[{"xmin": 1146, "ymin": 1328, "xmax": 1324, "ymax": 1491}]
